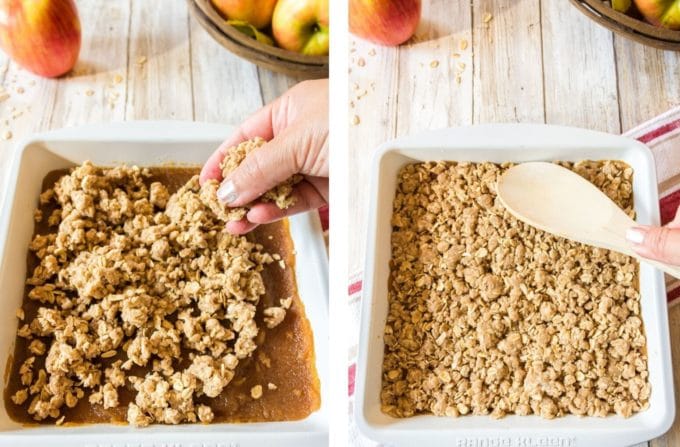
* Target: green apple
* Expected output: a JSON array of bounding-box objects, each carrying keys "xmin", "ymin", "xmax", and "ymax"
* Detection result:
[
  {"xmin": 612, "ymin": 0, "xmax": 632, "ymax": 12},
  {"xmin": 271, "ymin": 0, "xmax": 329, "ymax": 56},
  {"xmin": 211, "ymin": 0, "xmax": 278, "ymax": 29}
]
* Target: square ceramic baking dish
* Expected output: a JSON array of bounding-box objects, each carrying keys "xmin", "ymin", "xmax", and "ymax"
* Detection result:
[
  {"xmin": 356, "ymin": 124, "xmax": 674, "ymax": 447},
  {"xmin": 0, "ymin": 121, "xmax": 328, "ymax": 447}
]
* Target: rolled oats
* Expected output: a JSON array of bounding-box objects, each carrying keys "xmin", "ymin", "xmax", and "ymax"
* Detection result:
[{"xmin": 382, "ymin": 161, "xmax": 649, "ymax": 420}]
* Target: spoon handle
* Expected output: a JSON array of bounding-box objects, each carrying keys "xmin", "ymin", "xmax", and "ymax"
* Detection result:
[{"xmin": 606, "ymin": 218, "xmax": 680, "ymax": 280}]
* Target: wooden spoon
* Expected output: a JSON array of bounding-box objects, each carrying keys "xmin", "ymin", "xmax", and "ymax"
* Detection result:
[{"xmin": 497, "ymin": 161, "xmax": 680, "ymax": 279}]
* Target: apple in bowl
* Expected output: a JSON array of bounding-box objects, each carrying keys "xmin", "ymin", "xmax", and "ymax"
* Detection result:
[
  {"xmin": 272, "ymin": 0, "xmax": 329, "ymax": 56},
  {"xmin": 634, "ymin": 0, "xmax": 680, "ymax": 30},
  {"xmin": 211, "ymin": 0, "xmax": 278, "ymax": 30}
]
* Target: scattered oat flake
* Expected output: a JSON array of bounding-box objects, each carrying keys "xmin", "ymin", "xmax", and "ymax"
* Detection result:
[
  {"xmin": 483, "ymin": 13, "xmax": 493, "ymax": 23},
  {"xmin": 452, "ymin": 53, "xmax": 461, "ymax": 58},
  {"xmin": 267, "ymin": 383, "xmax": 277, "ymax": 390},
  {"xmin": 251, "ymin": 385, "xmax": 263, "ymax": 399},
  {"xmin": 430, "ymin": 60, "xmax": 439, "ymax": 68},
  {"xmin": 460, "ymin": 39, "xmax": 469, "ymax": 50},
  {"xmin": 113, "ymin": 74, "xmax": 123, "ymax": 84},
  {"xmin": 16, "ymin": 87, "xmax": 24, "ymax": 94},
  {"xmin": 85, "ymin": 89, "xmax": 94, "ymax": 96},
  {"xmin": 458, "ymin": 62, "xmax": 466, "ymax": 70},
  {"xmin": 137, "ymin": 56, "xmax": 147, "ymax": 65},
  {"xmin": 2, "ymin": 130, "xmax": 12, "ymax": 140},
  {"xmin": 352, "ymin": 115, "xmax": 360, "ymax": 126},
  {"xmin": 357, "ymin": 57, "xmax": 365, "ymax": 67},
  {"xmin": 101, "ymin": 350, "xmax": 117, "ymax": 359},
  {"xmin": 368, "ymin": 48, "xmax": 376, "ymax": 56},
  {"xmin": 56, "ymin": 415, "xmax": 65, "ymax": 425},
  {"xmin": 455, "ymin": 76, "xmax": 462, "ymax": 84}
]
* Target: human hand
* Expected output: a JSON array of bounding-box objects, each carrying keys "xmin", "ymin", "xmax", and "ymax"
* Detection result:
[
  {"xmin": 200, "ymin": 79, "xmax": 328, "ymax": 235},
  {"xmin": 626, "ymin": 206, "xmax": 680, "ymax": 266}
]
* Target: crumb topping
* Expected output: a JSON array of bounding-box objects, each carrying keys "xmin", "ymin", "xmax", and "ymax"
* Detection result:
[
  {"xmin": 16, "ymin": 162, "xmax": 292, "ymax": 425},
  {"xmin": 382, "ymin": 160, "xmax": 648, "ymax": 420}
]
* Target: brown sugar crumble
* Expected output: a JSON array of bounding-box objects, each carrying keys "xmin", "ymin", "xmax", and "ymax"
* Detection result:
[
  {"xmin": 201, "ymin": 138, "xmax": 303, "ymax": 222},
  {"xmin": 10, "ymin": 162, "xmax": 299, "ymax": 426},
  {"xmin": 382, "ymin": 160, "xmax": 649, "ymax": 420}
]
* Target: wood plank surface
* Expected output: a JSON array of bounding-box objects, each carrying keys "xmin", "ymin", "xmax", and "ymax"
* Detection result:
[
  {"xmin": 124, "ymin": 0, "xmax": 194, "ymax": 120},
  {"xmin": 189, "ymin": 14, "xmax": 263, "ymax": 124},
  {"xmin": 395, "ymin": 0, "xmax": 473, "ymax": 135},
  {"xmin": 471, "ymin": 0, "xmax": 544, "ymax": 123},
  {"xmin": 615, "ymin": 37, "xmax": 680, "ymax": 132},
  {"xmin": 50, "ymin": 0, "xmax": 131, "ymax": 127},
  {"xmin": 541, "ymin": 0, "xmax": 620, "ymax": 133}
]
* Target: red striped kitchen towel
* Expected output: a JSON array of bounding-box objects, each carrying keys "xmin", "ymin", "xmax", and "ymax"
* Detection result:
[
  {"xmin": 347, "ymin": 107, "xmax": 680, "ymax": 445},
  {"xmin": 624, "ymin": 107, "xmax": 680, "ymax": 304}
]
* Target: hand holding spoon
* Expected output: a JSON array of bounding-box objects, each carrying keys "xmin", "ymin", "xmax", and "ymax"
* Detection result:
[{"xmin": 497, "ymin": 161, "xmax": 680, "ymax": 280}]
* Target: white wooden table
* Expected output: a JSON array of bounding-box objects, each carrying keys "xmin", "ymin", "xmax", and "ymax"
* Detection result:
[
  {"xmin": 0, "ymin": 0, "xmax": 304, "ymax": 212},
  {"xmin": 349, "ymin": 1, "xmax": 680, "ymax": 446}
]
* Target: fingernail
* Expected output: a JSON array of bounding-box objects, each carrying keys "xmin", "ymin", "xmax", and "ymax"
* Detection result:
[
  {"xmin": 626, "ymin": 227, "xmax": 646, "ymax": 245},
  {"xmin": 217, "ymin": 180, "xmax": 238, "ymax": 204}
]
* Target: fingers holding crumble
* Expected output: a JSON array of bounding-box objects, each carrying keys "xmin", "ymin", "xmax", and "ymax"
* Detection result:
[{"xmin": 200, "ymin": 79, "xmax": 329, "ymax": 234}]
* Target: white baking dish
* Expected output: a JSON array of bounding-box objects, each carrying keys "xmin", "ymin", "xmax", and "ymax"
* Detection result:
[
  {"xmin": 356, "ymin": 124, "xmax": 674, "ymax": 447},
  {"xmin": 0, "ymin": 121, "xmax": 328, "ymax": 447}
]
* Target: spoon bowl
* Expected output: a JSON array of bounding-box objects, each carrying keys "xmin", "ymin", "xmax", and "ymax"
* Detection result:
[{"xmin": 497, "ymin": 161, "xmax": 680, "ymax": 279}]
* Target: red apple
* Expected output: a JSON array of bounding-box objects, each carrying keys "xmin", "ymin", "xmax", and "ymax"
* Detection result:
[
  {"xmin": 272, "ymin": 0, "xmax": 329, "ymax": 56},
  {"xmin": 211, "ymin": 0, "xmax": 278, "ymax": 30},
  {"xmin": 634, "ymin": 0, "xmax": 680, "ymax": 29},
  {"xmin": 350, "ymin": 0, "xmax": 421, "ymax": 46},
  {"xmin": 0, "ymin": 0, "xmax": 81, "ymax": 78}
]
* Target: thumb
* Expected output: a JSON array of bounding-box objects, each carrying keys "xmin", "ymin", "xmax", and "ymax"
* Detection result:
[
  {"xmin": 216, "ymin": 126, "xmax": 306, "ymax": 207},
  {"xmin": 626, "ymin": 225, "xmax": 680, "ymax": 266}
]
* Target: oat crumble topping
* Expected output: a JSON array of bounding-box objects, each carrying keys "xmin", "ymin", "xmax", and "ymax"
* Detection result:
[
  {"xmin": 382, "ymin": 160, "xmax": 649, "ymax": 420},
  {"xmin": 15, "ymin": 161, "xmax": 292, "ymax": 426}
]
